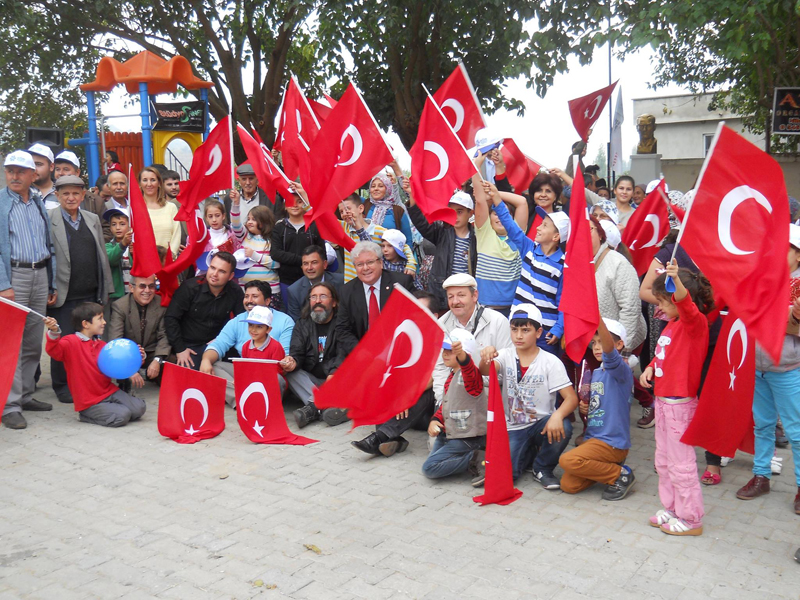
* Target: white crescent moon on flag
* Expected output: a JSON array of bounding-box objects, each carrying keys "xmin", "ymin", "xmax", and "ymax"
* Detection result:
[
  {"xmin": 641, "ymin": 215, "xmax": 661, "ymax": 249},
  {"xmin": 718, "ymin": 185, "xmax": 772, "ymax": 256},
  {"xmin": 295, "ymin": 109, "xmax": 310, "ymax": 152},
  {"xmin": 423, "ymin": 141, "xmax": 449, "ymax": 182},
  {"xmin": 238, "ymin": 381, "xmax": 269, "ymax": 429},
  {"xmin": 586, "ymin": 95, "xmax": 603, "ymax": 120},
  {"xmin": 379, "ymin": 320, "xmax": 424, "ymax": 387},
  {"xmin": 441, "ymin": 99, "xmax": 465, "ymax": 133},
  {"xmin": 726, "ymin": 318, "xmax": 748, "ymax": 370},
  {"xmin": 195, "ymin": 214, "xmax": 209, "ymax": 244},
  {"xmin": 205, "ymin": 145, "xmax": 222, "ymax": 176},
  {"xmin": 337, "ymin": 125, "xmax": 363, "ymax": 167},
  {"xmin": 180, "ymin": 388, "xmax": 209, "ymax": 428}
]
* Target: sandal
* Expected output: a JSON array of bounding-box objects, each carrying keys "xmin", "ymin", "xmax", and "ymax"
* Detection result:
[
  {"xmin": 648, "ymin": 509, "xmax": 676, "ymax": 528},
  {"xmin": 701, "ymin": 470, "xmax": 722, "ymax": 486},
  {"xmin": 660, "ymin": 518, "xmax": 703, "ymax": 536}
]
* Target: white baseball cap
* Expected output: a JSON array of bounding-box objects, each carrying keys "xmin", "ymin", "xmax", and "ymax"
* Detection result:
[
  {"xmin": 449, "ymin": 191, "xmax": 474, "ymax": 211},
  {"xmin": 538, "ymin": 208, "xmax": 570, "ymax": 243},
  {"xmin": 442, "ymin": 273, "xmax": 477, "ymax": 289},
  {"xmin": 55, "ymin": 150, "xmax": 80, "ymax": 169},
  {"xmin": 474, "ymin": 127, "xmax": 503, "ymax": 154},
  {"xmin": 4, "ymin": 151, "xmax": 36, "ymax": 170},
  {"xmin": 382, "ymin": 229, "xmax": 406, "ymax": 256},
  {"xmin": 245, "ymin": 305, "xmax": 273, "ymax": 327},
  {"xmin": 790, "ymin": 223, "xmax": 800, "ymax": 251},
  {"xmin": 602, "ymin": 317, "xmax": 627, "ymax": 346},
  {"xmin": 27, "ymin": 143, "xmax": 54, "ymax": 163},
  {"xmin": 645, "ymin": 179, "xmax": 669, "ymax": 194},
  {"xmin": 600, "ymin": 219, "xmax": 621, "ymax": 249},
  {"xmin": 443, "ymin": 328, "xmax": 480, "ymax": 363},
  {"xmin": 509, "ymin": 303, "xmax": 543, "ymax": 326}
]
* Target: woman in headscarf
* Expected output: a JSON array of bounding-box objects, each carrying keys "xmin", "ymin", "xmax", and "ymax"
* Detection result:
[{"xmin": 363, "ymin": 170, "xmax": 415, "ymax": 246}]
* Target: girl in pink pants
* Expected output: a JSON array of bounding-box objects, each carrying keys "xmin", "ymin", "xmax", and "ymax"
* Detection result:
[{"xmin": 640, "ymin": 260, "xmax": 715, "ymax": 536}]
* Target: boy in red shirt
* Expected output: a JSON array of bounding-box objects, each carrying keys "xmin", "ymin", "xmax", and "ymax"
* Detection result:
[
  {"xmin": 241, "ymin": 306, "xmax": 286, "ymax": 363},
  {"xmin": 44, "ymin": 302, "xmax": 146, "ymax": 427}
]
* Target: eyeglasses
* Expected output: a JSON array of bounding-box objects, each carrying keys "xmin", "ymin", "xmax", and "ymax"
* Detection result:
[
  {"xmin": 136, "ymin": 283, "xmax": 157, "ymax": 290},
  {"xmin": 309, "ymin": 294, "xmax": 331, "ymax": 301},
  {"xmin": 353, "ymin": 258, "xmax": 380, "ymax": 269}
]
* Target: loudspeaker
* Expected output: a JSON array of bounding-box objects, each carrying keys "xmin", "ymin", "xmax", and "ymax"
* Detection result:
[{"xmin": 26, "ymin": 127, "xmax": 64, "ymax": 155}]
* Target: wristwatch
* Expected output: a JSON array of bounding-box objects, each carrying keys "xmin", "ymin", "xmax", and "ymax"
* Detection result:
[{"xmin": 153, "ymin": 357, "xmax": 164, "ymax": 364}]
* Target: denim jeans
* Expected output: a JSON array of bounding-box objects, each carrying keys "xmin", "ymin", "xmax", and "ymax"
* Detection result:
[
  {"xmin": 753, "ymin": 369, "xmax": 800, "ymax": 485},
  {"xmin": 507, "ymin": 415, "xmax": 573, "ymax": 480},
  {"xmin": 421, "ymin": 435, "xmax": 482, "ymax": 479}
]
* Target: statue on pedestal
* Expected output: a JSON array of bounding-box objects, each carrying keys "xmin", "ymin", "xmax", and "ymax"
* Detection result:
[{"xmin": 636, "ymin": 114, "xmax": 657, "ymax": 154}]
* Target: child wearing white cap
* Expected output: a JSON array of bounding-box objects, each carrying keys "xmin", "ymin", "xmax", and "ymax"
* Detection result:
[
  {"xmin": 240, "ymin": 306, "xmax": 286, "ymax": 370},
  {"xmin": 559, "ymin": 318, "xmax": 635, "ymax": 500},
  {"xmin": 380, "ymin": 229, "xmax": 420, "ymax": 287}
]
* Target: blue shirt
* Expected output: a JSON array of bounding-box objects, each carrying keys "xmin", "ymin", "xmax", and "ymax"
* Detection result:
[
  {"xmin": 585, "ymin": 350, "xmax": 634, "ymax": 450},
  {"xmin": 206, "ymin": 308, "xmax": 294, "ymax": 358},
  {"xmin": 8, "ymin": 188, "xmax": 50, "ymax": 263},
  {"xmin": 60, "ymin": 207, "xmax": 82, "ymax": 230}
]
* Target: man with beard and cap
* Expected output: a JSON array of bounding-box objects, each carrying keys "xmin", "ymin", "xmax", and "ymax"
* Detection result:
[
  {"xmin": 280, "ymin": 281, "xmax": 346, "ymax": 428},
  {"xmin": 28, "ymin": 143, "xmax": 58, "ymax": 210},
  {"xmin": 199, "ymin": 279, "xmax": 293, "ymax": 405}
]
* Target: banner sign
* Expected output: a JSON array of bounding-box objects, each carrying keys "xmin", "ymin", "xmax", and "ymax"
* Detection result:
[
  {"xmin": 153, "ymin": 101, "xmax": 205, "ymax": 132},
  {"xmin": 772, "ymin": 88, "xmax": 800, "ymax": 135}
]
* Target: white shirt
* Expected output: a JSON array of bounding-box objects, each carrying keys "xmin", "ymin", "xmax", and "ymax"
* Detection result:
[{"xmin": 362, "ymin": 276, "xmax": 382, "ymax": 310}]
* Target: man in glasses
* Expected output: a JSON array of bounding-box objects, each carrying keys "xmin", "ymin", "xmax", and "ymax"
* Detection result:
[{"xmin": 108, "ymin": 274, "xmax": 171, "ymax": 389}]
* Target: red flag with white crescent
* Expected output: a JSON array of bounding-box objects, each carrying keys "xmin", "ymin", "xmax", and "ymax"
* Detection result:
[
  {"xmin": 568, "ymin": 81, "xmax": 618, "ymax": 142},
  {"xmin": 680, "ymin": 124, "xmax": 790, "ymax": 363},
  {"xmin": 410, "ymin": 96, "xmax": 479, "ymax": 225},
  {"xmin": 157, "ymin": 363, "xmax": 226, "ymax": 444},
  {"xmin": 621, "ymin": 179, "xmax": 671, "ymax": 276},
  {"xmin": 154, "ymin": 212, "xmax": 209, "ymax": 307},
  {"xmin": 175, "ymin": 116, "xmax": 234, "ymax": 221},
  {"xmin": 237, "ymin": 124, "xmax": 294, "ymax": 201},
  {"xmin": 314, "ymin": 286, "xmax": 445, "ymax": 428},
  {"xmin": 0, "ymin": 297, "xmax": 30, "ymax": 416},
  {"xmin": 681, "ymin": 312, "xmax": 755, "ymax": 455},
  {"xmin": 273, "ymin": 77, "xmax": 320, "ymax": 180},
  {"xmin": 128, "ymin": 164, "xmax": 163, "ymax": 278},
  {"xmin": 432, "ymin": 62, "xmax": 486, "ymax": 148},
  {"xmin": 500, "ymin": 138, "xmax": 541, "ymax": 194},
  {"xmin": 234, "ymin": 360, "xmax": 317, "ymax": 445}
]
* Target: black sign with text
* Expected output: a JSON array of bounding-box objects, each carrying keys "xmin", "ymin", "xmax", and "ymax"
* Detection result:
[
  {"xmin": 772, "ymin": 88, "xmax": 800, "ymax": 135},
  {"xmin": 153, "ymin": 101, "xmax": 206, "ymax": 132}
]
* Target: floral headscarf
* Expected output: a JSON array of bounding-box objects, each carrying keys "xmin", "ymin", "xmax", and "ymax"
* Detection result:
[{"xmin": 369, "ymin": 171, "xmax": 398, "ymax": 227}]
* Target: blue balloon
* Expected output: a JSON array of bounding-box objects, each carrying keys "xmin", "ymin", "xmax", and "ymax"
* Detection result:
[{"xmin": 98, "ymin": 338, "xmax": 142, "ymax": 379}]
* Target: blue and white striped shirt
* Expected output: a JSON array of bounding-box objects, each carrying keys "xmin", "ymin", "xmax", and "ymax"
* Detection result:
[
  {"xmin": 8, "ymin": 188, "xmax": 50, "ymax": 263},
  {"xmin": 452, "ymin": 235, "xmax": 471, "ymax": 275}
]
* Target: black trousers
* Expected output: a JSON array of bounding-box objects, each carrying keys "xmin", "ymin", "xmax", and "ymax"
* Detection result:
[{"xmin": 377, "ymin": 388, "xmax": 436, "ymax": 439}]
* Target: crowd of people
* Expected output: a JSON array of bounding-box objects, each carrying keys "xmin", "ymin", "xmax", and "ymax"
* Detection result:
[{"xmin": 2, "ymin": 137, "xmax": 799, "ymax": 544}]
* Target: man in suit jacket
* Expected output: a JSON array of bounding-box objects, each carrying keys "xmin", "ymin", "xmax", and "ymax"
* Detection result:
[
  {"xmin": 286, "ymin": 245, "xmax": 344, "ymax": 321},
  {"xmin": 109, "ymin": 274, "xmax": 171, "ymax": 389},
  {"xmin": 48, "ymin": 175, "xmax": 114, "ymax": 404}
]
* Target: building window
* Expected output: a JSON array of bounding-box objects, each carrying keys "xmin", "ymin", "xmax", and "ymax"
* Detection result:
[{"xmin": 703, "ymin": 133, "xmax": 715, "ymax": 157}]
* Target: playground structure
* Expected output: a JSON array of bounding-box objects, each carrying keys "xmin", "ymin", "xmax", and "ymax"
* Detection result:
[{"xmin": 71, "ymin": 51, "xmax": 214, "ymax": 185}]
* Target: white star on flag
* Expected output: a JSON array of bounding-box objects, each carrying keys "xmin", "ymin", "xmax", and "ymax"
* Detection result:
[{"xmin": 252, "ymin": 421, "xmax": 264, "ymax": 437}]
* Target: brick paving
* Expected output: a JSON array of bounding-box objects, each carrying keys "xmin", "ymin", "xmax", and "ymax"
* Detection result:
[{"xmin": 2, "ymin": 366, "xmax": 800, "ymax": 599}]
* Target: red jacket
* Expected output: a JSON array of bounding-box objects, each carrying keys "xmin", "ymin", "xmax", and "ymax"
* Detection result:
[
  {"xmin": 648, "ymin": 291, "xmax": 709, "ymax": 398},
  {"xmin": 45, "ymin": 333, "xmax": 119, "ymax": 412}
]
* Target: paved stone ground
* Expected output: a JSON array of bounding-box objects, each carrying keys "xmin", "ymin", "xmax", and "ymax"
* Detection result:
[{"xmin": 2, "ymin": 362, "xmax": 800, "ymax": 600}]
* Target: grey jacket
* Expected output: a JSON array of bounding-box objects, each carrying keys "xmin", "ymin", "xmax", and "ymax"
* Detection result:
[
  {"xmin": 755, "ymin": 308, "xmax": 800, "ymax": 373},
  {"xmin": 0, "ymin": 187, "xmax": 56, "ymax": 292}
]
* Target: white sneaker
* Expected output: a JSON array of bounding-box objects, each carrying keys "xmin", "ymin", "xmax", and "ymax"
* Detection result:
[
  {"xmin": 720, "ymin": 456, "xmax": 734, "ymax": 467},
  {"xmin": 771, "ymin": 455, "xmax": 783, "ymax": 475}
]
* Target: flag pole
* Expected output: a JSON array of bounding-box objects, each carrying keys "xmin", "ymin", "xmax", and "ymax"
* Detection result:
[
  {"xmin": 421, "ymin": 83, "xmax": 484, "ymax": 183},
  {"xmin": 0, "ymin": 296, "xmax": 43, "ymax": 320}
]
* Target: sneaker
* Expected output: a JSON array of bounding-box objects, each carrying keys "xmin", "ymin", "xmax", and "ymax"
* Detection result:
[
  {"xmin": 321, "ymin": 408, "xmax": 349, "ymax": 427},
  {"xmin": 637, "ymin": 406, "xmax": 655, "ymax": 429},
  {"xmin": 720, "ymin": 456, "xmax": 734, "ymax": 467},
  {"xmin": 602, "ymin": 467, "xmax": 635, "ymax": 501},
  {"xmin": 293, "ymin": 404, "xmax": 319, "ymax": 429},
  {"xmin": 533, "ymin": 470, "xmax": 561, "ymax": 490},
  {"xmin": 736, "ymin": 475, "xmax": 770, "ymax": 500},
  {"xmin": 776, "ymin": 421, "xmax": 789, "ymax": 448},
  {"xmin": 660, "ymin": 517, "xmax": 703, "ymax": 536},
  {"xmin": 771, "ymin": 455, "xmax": 783, "ymax": 475},
  {"xmin": 649, "ymin": 509, "xmax": 676, "ymax": 528}
]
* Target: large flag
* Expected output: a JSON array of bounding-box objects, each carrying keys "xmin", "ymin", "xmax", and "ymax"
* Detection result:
[
  {"xmin": 560, "ymin": 163, "xmax": 600, "ymax": 362},
  {"xmin": 157, "ymin": 363, "xmax": 227, "ymax": 444},
  {"xmin": 301, "ymin": 83, "xmax": 393, "ymax": 223},
  {"xmin": 0, "ymin": 297, "xmax": 30, "ymax": 415},
  {"xmin": 127, "ymin": 164, "xmax": 163, "ymax": 278},
  {"xmin": 568, "ymin": 80, "xmax": 619, "ymax": 142},
  {"xmin": 309, "ymin": 97, "xmax": 334, "ymax": 123},
  {"xmin": 679, "ymin": 124, "xmax": 790, "ymax": 362},
  {"xmin": 154, "ymin": 213, "xmax": 209, "ymax": 307},
  {"xmin": 175, "ymin": 116, "xmax": 234, "ymax": 221},
  {"xmin": 609, "ymin": 87, "xmax": 624, "ymax": 173},
  {"xmin": 432, "ymin": 62, "xmax": 486, "ymax": 149},
  {"xmin": 234, "ymin": 360, "xmax": 317, "ymax": 445},
  {"xmin": 237, "ymin": 124, "xmax": 294, "ymax": 201},
  {"xmin": 682, "ymin": 312, "xmax": 755, "ymax": 455},
  {"xmin": 273, "ymin": 76, "xmax": 320, "ymax": 180},
  {"xmin": 621, "ymin": 179, "xmax": 670, "ymax": 276},
  {"xmin": 410, "ymin": 96, "xmax": 479, "ymax": 225},
  {"xmin": 314, "ymin": 286, "xmax": 445, "ymax": 427},
  {"xmin": 473, "ymin": 362, "xmax": 523, "ymax": 506},
  {"xmin": 500, "ymin": 138, "xmax": 541, "ymax": 194}
]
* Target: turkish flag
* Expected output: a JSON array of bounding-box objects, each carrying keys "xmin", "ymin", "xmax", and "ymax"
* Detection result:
[
  {"xmin": 128, "ymin": 164, "xmax": 163, "ymax": 278},
  {"xmin": 309, "ymin": 98, "xmax": 333, "ymax": 123},
  {"xmin": 681, "ymin": 312, "xmax": 755, "ymax": 455},
  {"xmin": 314, "ymin": 212, "xmax": 355, "ymax": 252},
  {"xmin": 237, "ymin": 124, "xmax": 294, "ymax": 201},
  {"xmin": 621, "ymin": 179, "xmax": 670, "ymax": 276},
  {"xmin": 234, "ymin": 360, "xmax": 317, "ymax": 445},
  {"xmin": 155, "ymin": 250, "xmax": 180, "ymax": 307},
  {"xmin": 157, "ymin": 363, "xmax": 226, "ymax": 444},
  {"xmin": 568, "ymin": 81, "xmax": 619, "ymax": 142},
  {"xmin": 175, "ymin": 116, "xmax": 234, "ymax": 221},
  {"xmin": 410, "ymin": 97, "xmax": 479, "ymax": 225},
  {"xmin": 273, "ymin": 77, "xmax": 320, "ymax": 180},
  {"xmin": 432, "ymin": 62, "xmax": 486, "ymax": 149},
  {"xmin": 474, "ymin": 362, "xmax": 523, "ymax": 506},
  {"xmin": 560, "ymin": 165, "xmax": 600, "ymax": 362},
  {"xmin": 302, "ymin": 83, "xmax": 393, "ymax": 224},
  {"xmin": 680, "ymin": 125, "xmax": 790, "ymax": 363},
  {"xmin": 153, "ymin": 213, "xmax": 209, "ymax": 308},
  {"xmin": 0, "ymin": 297, "xmax": 30, "ymax": 415},
  {"xmin": 501, "ymin": 138, "xmax": 541, "ymax": 194},
  {"xmin": 314, "ymin": 286, "xmax": 444, "ymax": 428}
]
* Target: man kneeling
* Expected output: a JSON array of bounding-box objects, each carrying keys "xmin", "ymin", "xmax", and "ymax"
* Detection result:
[
  {"xmin": 44, "ymin": 303, "xmax": 146, "ymax": 427},
  {"xmin": 558, "ymin": 318, "xmax": 635, "ymax": 500}
]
